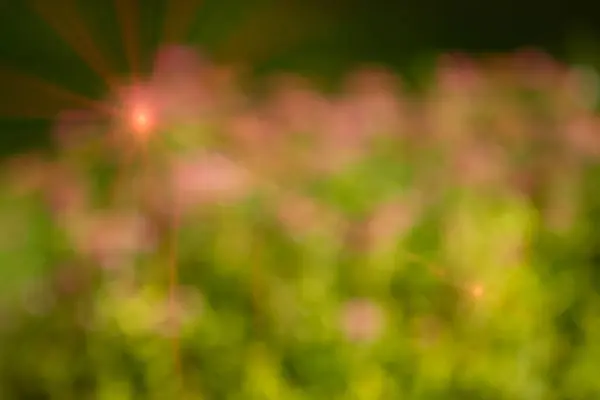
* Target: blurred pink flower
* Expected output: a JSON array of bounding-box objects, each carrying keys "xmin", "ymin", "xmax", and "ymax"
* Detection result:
[
  {"xmin": 343, "ymin": 67, "xmax": 404, "ymax": 134},
  {"xmin": 267, "ymin": 75, "xmax": 328, "ymax": 133},
  {"xmin": 276, "ymin": 193, "xmax": 342, "ymax": 239},
  {"xmin": 228, "ymin": 112, "xmax": 283, "ymax": 172},
  {"xmin": 344, "ymin": 66, "xmax": 399, "ymax": 95},
  {"xmin": 490, "ymin": 103, "xmax": 531, "ymax": 144},
  {"xmin": 511, "ymin": 48, "xmax": 564, "ymax": 89},
  {"xmin": 564, "ymin": 116, "xmax": 600, "ymax": 157},
  {"xmin": 44, "ymin": 166, "xmax": 87, "ymax": 216},
  {"xmin": 170, "ymin": 152, "xmax": 254, "ymax": 212},
  {"xmin": 229, "ymin": 112, "xmax": 272, "ymax": 147},
  {"xmin": 72, "ymin": 212, "xmax": 155, "ymax": 269},
  {"xmin": 153, "ymin": 45, "xmax": 205, "ymax": 81},
  {"xmin": 436, "ymin": 53, "xmax": 484, "ymax": 94},
  {"xmin": 313, "ymin": 101, "xmax": 371, "ymax": 173},
  {"xmin": 425, "ymin": 80, "xmax": 478, "ymax": 146},
  {"xmin": 341, "ymin": 298, "xmax": 385, "ymax": 343},
  {"xmin": 151, "ymin": 45, "xmax": 210, "ymax": 124},
  {"xmin": 353, "ymin": 93, "xmax": 403, "ymax": 136},
  {"xmin": 453, "ymin": 141, "xmax": 508, "ymax": 187},
  {"xmin": 327, "ymin": 100, "xmax": 366, "ymax": 142},
  {"xmin": 365, "ymin": 195, "xmax": 420, "ymax": 251}
]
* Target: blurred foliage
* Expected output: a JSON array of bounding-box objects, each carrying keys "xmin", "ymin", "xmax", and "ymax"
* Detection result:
[{"xmin": 0, "ymin": 49, "xmax": 600, "ymax": 398}]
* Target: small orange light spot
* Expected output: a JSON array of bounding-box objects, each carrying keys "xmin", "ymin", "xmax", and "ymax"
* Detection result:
[
  {"xmin": 471, "ymin": 284, "xmax": 484, "ymax": 298},
  {"xmin": 135, "ymin": 112, "xmax": 148, "ymax": 126},
  {"xmin": 130, "ymin": 106, "xmax": 154, "ymax": 136}
]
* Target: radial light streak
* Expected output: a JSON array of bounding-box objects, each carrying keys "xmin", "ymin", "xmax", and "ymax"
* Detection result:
[
  {"xmin": 161, "ymin": 0, "xmax": 203, "ymax": 44},
  {"xmin": 218, "ymin": 3, "xmax": 321, "ymax": 66},
  {"xmin": 113, "ymin": 0, "xmax": 141, "ymax": 76},
  {"xmin": 0, "ymin": 66, "xmax": 109, "ymax": 119},
  {"xmin": 28, "ymin": 0, "xmax": 116, "ymax": 88}
]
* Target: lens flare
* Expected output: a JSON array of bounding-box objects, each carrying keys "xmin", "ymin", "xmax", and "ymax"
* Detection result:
[
  {"xmin": 131, "ymin": 106, "xmax": 152, "ymax": 133},
  {"xmin": 116, "ymin": 82, "xmax": 158, "ymax": 141}
]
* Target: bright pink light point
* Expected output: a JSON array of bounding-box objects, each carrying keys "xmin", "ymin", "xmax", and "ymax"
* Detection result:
[
  {"xmin": 130, "ymin": 106, "xmax": 153, "ymax": 134},
  {"xmin": 117, "ymin": 82, "xmax": 158, "ymax": 138}
]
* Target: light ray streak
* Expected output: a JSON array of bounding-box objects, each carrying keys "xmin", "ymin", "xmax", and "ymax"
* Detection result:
[
  {"xmin": 161, "ymin": 0, "xmax": 203, "ymax": 44},
  {"xmin": 217, "ymin": 4, "xmax": 319, "ymax": 66},
  {"xmin": 113, "ymin": 0, "xmax": 141, "ymax": 75},
  {"xmin": 0, "ymin": 66, "xmax": 109, "ymax": 119},
  {"xmin": 29, "ymin": 0, "xmax": 116, "ymax": 87}
]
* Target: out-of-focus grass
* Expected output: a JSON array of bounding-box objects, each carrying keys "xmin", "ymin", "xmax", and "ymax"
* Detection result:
[{"xmin": 1, "ymin": 47, "xmax": 600, "ymax": 399}]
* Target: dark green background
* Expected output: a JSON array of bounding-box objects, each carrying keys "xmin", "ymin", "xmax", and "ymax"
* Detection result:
[{"xmin": 2, "ymin": 0, "xmax": 600, "ymax": 155}]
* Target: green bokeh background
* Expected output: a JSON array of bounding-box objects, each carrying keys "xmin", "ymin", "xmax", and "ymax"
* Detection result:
[{"xmin": 2, "ymin": 2, "xmax": 600, "ymax": 398}]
